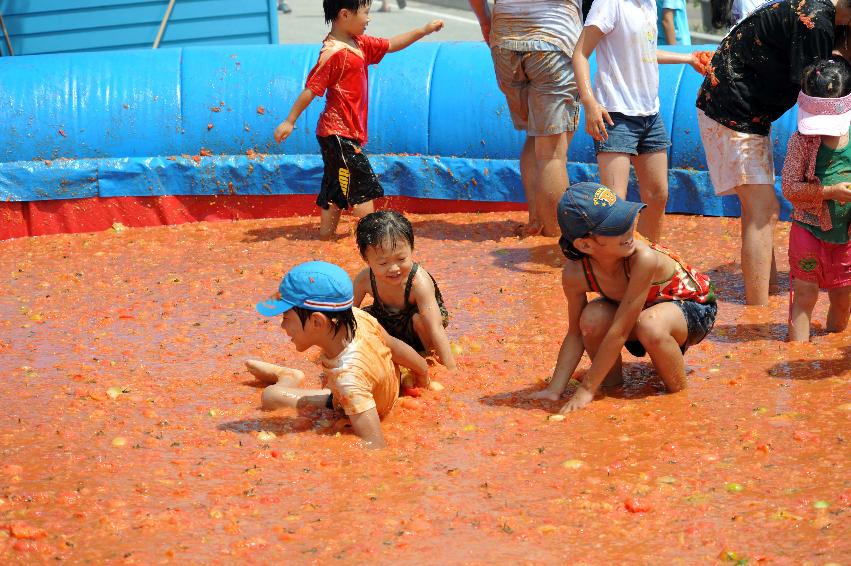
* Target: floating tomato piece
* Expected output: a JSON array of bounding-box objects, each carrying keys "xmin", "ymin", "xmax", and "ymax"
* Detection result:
[
  {"xmin": 402, "ymin": 386, "xmax": 422, "ymax": 398},
  {"xmin": 7, "ymin": 522, "xmax": 48, "ymax": 540},
  {"xmin": 624, "ymin": 497, "xmax": 651, "ymax": 513}
]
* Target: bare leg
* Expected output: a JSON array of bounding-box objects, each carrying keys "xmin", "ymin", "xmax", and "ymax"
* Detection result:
[
  {"xmin": 319, "ymin": 205, "xmax": 343, "ymax": 240},
  {"xmin": 578, "ymin": 300, "xmax": 624, "ymax": 386},
  {"xmin": 352, "ymin": 199, "xmax": 374, "ymax": 218},
  {"xmin": 826, "ymin": 286, "xmax": 851, "ymax": 333},
  {"xmin": 735, "ymin": 184, "xmax": 779, "ymax": 305},
  {"xmin": 596, "ymin": 152, "xmax": 632, "ymax": 200},
  {"xmin": 632, "ymin": 150, "xmax": 669, "ymax": 243},
  {"xmin": 633, "ymin": 303, "xmax": 689, "ymax": 392},
  {"xmin": 534, "ymin": 131, "xmax": 572, "ymax": 237},
  {"xmin": 245, "ymin": 359, "xmax": 305, "ymax": 385},
  {"xmin": 261, "ymin": 385, "xmax": 330, "ymax": 411},
  {"xmin": 788, "ymin": 278, "xmax": 819, "ymax": 342},
  {"xmin": 519, "ymin": 136, "xmax": 542, "ymax": 235}
]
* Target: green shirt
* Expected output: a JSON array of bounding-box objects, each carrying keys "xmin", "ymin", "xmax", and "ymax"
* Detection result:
[{"xmin": 797, "ymin": 134, "xmax": 851, "ymax": 244}]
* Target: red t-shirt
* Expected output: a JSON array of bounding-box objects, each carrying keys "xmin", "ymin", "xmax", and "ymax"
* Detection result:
[{"xmin": 306, "ymin": 35, "xmax": 390, "ymax": 146}]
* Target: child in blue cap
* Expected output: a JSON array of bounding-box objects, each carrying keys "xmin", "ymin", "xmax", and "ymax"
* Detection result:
[
  {"xmin": 246, "ymin": 261, "xmax": 429, "ymax": 448},
  {"xmin": 529, "ymin": 182, "xmax": 718, "ymax": 412}
]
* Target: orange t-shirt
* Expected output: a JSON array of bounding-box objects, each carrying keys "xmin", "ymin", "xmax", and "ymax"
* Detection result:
[{"xmin": 320, "ymin": 308, "xmax": 399, "ymax": 418}]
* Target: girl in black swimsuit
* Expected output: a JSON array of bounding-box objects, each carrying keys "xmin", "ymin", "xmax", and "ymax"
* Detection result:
[{"xmin": 353, "ymin": 211, "xmax": 456, "ymax": 371}]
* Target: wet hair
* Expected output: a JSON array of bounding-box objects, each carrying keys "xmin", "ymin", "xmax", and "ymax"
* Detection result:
[
  {"xmin": 581, "ymin": 0, "xmax": 593, "ymax": 20},
  {"xmin": 559, "ymin": 235, "xmax": 587, "ymax": 261},
  {"xmin": 323, "ymin": 0, "xmax": 371, "ymax": 24},
  {"xmin": 801, "ymin": 57, "xmax": 851, "ymax": 98},
  {"xmin": 710, "ymin": 0, "xmax": 733, "ymax": 29},
  {"xmin": 292, "ymin": 306, "xmax": 357, "ymax": 339},
  {"xmin": 355, "ymin": 210, "xmax": 414, "ymax": 258}
]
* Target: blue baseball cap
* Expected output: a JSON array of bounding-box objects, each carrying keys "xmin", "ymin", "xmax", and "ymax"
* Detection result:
[
  {"xmin": 256, "ymin": 261, "xmax": 354, "ymax": 317},
  {"xmin": 557, "ymin": 182, "xmax": 645, "ymax": 245}
]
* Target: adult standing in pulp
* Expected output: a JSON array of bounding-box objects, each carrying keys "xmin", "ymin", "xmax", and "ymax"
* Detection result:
[
  {"xmin": 695, "ymin": 0, "xmax": 851, "ymax": 305},
  {"xmin": 468, "ymin": 0, "xmax": 583, "ymax": 238}
]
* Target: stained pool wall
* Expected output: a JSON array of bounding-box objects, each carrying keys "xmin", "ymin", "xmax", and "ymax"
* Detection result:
[{"xmin": 0, "ymin": 42, "xmax": 797, "ymax": 239}]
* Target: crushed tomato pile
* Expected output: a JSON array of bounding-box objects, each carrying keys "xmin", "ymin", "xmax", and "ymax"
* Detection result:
[{"xmin": 0, "ymin": 212, "xmax": 849, "ymax": 564}]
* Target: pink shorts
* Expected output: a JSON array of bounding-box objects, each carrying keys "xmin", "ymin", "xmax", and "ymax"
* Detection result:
[{"xmin": 788, "ymin": 223, "xmax": 851, "ymax": 290}]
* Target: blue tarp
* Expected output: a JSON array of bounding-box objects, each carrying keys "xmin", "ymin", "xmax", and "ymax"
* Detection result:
[{"xmin": 0, "ymin": 42, "xmax": 797, "ymax": 219}]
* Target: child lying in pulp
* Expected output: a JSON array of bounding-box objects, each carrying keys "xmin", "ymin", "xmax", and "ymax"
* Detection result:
[
  {"xmin": 530, "ymin": 182, "xmax": 717, "ymax": 412},
  {"xmin": 246, "ymin": 261, "xmax": 429, "ymax": 449}
]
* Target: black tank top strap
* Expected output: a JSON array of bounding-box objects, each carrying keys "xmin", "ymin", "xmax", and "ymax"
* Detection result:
[
  {"xmin": 403, "ymin": 263, "xmax": 419, "ymax": 305},
  {"xmin": 368, "ymin": 268, "xmax": 384, "ymax": 308}
]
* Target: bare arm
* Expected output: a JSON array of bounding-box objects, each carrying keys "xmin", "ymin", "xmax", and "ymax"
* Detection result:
[
  {"xmin": 661, "ymin": 9, "xmax": 677, "ymax": 45},
  {"xmin": 574, "ymin": 26, "xmax": 613, "ymax": 141},
  {"xmin": 388, "ymin": 20, "xmax": 444, "ymax": 53},
  {"xmin": 656, "ymin": 49, "xmax": 701, "ymax": 73},
  {"xmin": 348, "ymin": 407, "xmax": 386, "ymax": 449},
  {"xmin": 274, "ymin": 87, "xmax": 317, "ymax": 143},
  {"xmin": 352, "ymin": 269, "xmax": 371, "ymax": 308},
  {"xmin": 560, "ymin": 249, "xmax": 658, "ymax": 413},
  {"xmin": 781, "ymin": 133, "xmax": 828, "ymax": 208},
  {"xmin": 382, "ymin": 328, "xmax": 429, "ymax": 387},
  {"xmin": 410, "ymin": 270, "xmax": 456, "ymax": 370},
  {"xmin": 529, "ymin": 266, "xmax": 589, "ymax": 399},
  {"xmin": 467, "ymin": 0, "xmax": 492, "ymax": 44}
]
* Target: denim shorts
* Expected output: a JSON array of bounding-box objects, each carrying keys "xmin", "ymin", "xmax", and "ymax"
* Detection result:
[
  {"xmin": 594, "ymin": 112, "xmax": 670, "ymax": 156},
  {"xmin": 625, "ymin": 300, "xmax": 718, "ymax": 357}
]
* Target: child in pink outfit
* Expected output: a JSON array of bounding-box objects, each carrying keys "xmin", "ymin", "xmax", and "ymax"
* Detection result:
[{"xmin": 781, "ymin": 57, "xmax": 851, "ymax": 341}]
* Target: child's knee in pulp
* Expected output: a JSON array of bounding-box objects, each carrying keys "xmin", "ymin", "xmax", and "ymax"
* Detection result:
[
  {"xmin": 634, "ymin": 315, "xmax": 676, "ymax": 351},
  {"xmin": 579, "ymin": 304, "xmax": 614, "ymax": 338},
  {"xmin": 792, "ymin": 278, "xmax": 820, "ymax": 311}
]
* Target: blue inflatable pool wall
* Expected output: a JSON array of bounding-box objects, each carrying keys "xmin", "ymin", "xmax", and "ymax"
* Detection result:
[{"xmin": 0, "ymin": 43, "xmax": 795, "ymax": 219}]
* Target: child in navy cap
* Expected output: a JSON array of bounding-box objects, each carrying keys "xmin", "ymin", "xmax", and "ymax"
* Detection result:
[
  {"xmin": 246, "ymin": 261, "xmax": 429, "ymax": 449},
  {"xmin": 529, "ymin": 182, "xmax": 717, "ymax": 412}
]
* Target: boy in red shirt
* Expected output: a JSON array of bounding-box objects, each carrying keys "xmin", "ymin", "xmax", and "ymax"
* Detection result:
[{"xmin": 274, "ymin": 0, "xmax": 443, "ymax": 240}]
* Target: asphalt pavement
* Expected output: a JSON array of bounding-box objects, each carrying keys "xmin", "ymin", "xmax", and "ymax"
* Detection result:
[{"xmin": 277, "ymin": 0, "xmax": 486, "ymax": 44}]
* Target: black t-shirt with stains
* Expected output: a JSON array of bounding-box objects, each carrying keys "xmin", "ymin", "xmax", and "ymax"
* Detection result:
[{"xmin": 696, "ymin": 0, "xmax": 835, "ymax": 135}]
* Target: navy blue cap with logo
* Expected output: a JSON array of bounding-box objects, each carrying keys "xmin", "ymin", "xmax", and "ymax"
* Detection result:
[{"xmin": 557, "ymin": 181, "xmax": 645, "ymax": 256}]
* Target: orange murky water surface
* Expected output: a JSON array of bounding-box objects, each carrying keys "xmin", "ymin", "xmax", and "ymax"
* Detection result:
[{"xmin": 1, "ymin": 212, "xmax": 849, "ymax": 564}]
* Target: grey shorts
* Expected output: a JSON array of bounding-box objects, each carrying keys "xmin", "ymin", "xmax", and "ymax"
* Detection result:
[{"xmin": 490, "ymin": 47, "xmax": 580, "ymax": 136}]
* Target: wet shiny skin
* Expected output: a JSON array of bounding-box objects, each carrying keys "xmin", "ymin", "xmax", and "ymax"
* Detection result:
[{"xmin": 0, "ymin": 212, "xmax": 848, "ymax": 563}]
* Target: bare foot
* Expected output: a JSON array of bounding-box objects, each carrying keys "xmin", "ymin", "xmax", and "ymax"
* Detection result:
[
  {"xmin": 245, "ymin": 359, "xmax": 305, "ymax": 385},
  {"xmin": 559, "ymin": 385, "xmax": 595, "ymax": 413},
  {"xmin": 528, "ymin": 388, "xmax": 561, "ymax": 401},
  {"xmin": 514, "ymin": 222, "xmax": 543, "ymax": 238},
  {"xmin": 378, "ymin": 4, "xmax": 391, "ymax": 11}
]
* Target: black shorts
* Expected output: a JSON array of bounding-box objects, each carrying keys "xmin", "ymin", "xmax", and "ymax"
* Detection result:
[
  {"xmin": 625, "ymin": 300, "xmax": 718, "ymax": 357},
  {"xmin": 316, "ymin": 135, "xmax": 384, "ymax": 210}
]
